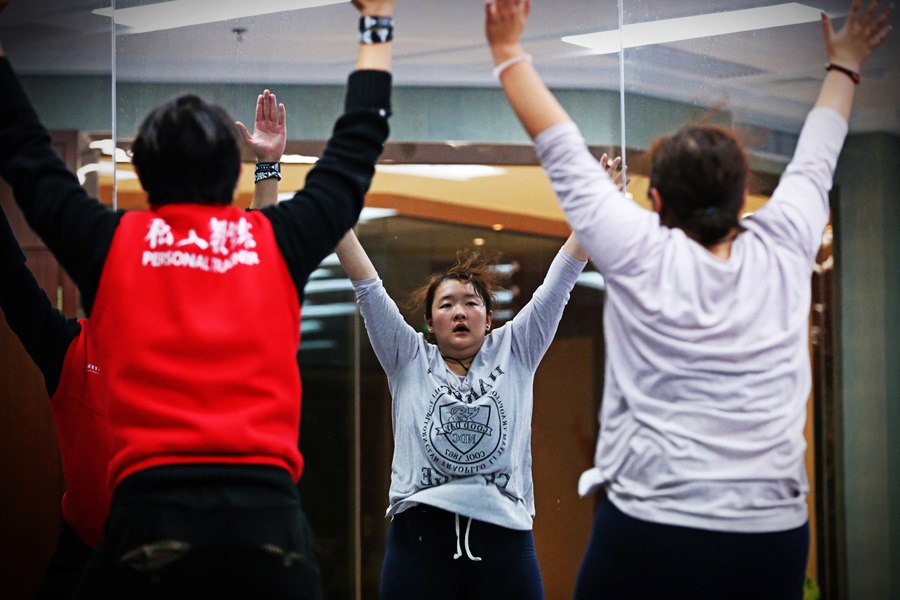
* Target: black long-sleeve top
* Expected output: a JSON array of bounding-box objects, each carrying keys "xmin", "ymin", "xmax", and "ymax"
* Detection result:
[{"xmin": 0, "ymin": 205, "xmax": 78, "ymax": 395}]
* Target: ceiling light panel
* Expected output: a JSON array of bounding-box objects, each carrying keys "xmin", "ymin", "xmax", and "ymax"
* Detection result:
[
  {"xmin": 95, "ymin": 0, "xmax": 345, "ymax": 34},
  {"xmin": 562, "ymin": 3, "xmax": 822, "ymax": 55},
  {"xmin": 376, "ymin": 165, "xmax": 507, "ymax": 181}
]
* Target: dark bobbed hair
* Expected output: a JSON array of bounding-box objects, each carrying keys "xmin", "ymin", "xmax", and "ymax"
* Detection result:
[
  {"xmin": 131, "ymin": 94, "xmax": 241, "ymax": 206},
  {"xmin": 648, "ymin": 125, "xmax": 748, "ymax": 246},
  {"xmin": 409, "ymin": 251, "xmax": 501, "ymax": 343}
]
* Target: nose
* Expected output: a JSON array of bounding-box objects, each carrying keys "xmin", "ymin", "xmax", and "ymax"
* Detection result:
[{"xmin": 452, "ymin": 305, "xmax": 466, "ymax": 319}]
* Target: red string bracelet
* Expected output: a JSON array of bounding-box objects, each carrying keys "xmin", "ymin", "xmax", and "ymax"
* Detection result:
[{"xmin": 825, "ymin": 63, "xmax": 860, "ymax": 84}]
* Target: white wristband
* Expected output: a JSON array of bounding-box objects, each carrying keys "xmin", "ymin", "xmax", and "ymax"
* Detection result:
[{"xmin": 492, "ymin": 53, "xmax": 533, "ymax": 80}]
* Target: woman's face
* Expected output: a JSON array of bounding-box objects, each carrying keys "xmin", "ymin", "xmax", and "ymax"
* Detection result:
[{"xmin": 427, "ymin": 279, "xmax": 493, "ymax": 358}]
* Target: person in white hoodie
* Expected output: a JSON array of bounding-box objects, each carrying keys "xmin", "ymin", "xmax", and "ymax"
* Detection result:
[{"xmin": 485, "ymin": 0, "xmax": 892, "ymax": 598}]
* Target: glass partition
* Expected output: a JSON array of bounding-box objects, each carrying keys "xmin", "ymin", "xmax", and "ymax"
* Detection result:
[
  {"xmin": 108, "ymin": 3, "xmax": 615, "ymax": 597},
  {"xmin": 111, "ymin": 5, "xmax": 365, "ymax": 597},
  {"xmin": 0, "ymin": 1, "xmax": 112, "ymax": 595}
]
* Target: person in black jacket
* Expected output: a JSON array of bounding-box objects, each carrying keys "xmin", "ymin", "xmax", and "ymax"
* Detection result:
[
  {"xmin": 0, "ymin": 0, "xmax": 395, "ymax": 597},
  {"xmin": 0, "ymin": 84, "xmax": 293, "ymax": 599}
]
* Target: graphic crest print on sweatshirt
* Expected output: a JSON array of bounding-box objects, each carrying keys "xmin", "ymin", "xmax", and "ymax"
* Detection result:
[{"xmin": 423, "ymin": 365, "xmax": 508, "ymax": 479}]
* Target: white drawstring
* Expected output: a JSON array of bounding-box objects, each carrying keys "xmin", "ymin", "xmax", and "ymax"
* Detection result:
[{"xmin": 452, "ymin": 513, "xmax": 482, "ymax": 561}]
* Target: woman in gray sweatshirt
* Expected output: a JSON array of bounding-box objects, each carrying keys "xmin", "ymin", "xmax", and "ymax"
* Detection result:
[{"xmin": 335, "ymin": 218, "xmax": 596, "ymax": 597}]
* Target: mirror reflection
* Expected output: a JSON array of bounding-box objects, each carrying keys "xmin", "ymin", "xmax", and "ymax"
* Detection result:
[{"xmin": 0, "ymin": 1, "xmax": 896, "ymax": 598}]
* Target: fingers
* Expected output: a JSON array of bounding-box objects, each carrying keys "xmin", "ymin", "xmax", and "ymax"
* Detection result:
[
  {"xmin": 234, "ymin": 121, "xmax": 252, "ymax": 144},
  {"xmin": 870, "ymin": 18, "xmax": 893, "ymax": 47},
  {"xmin": 278, "ymin": 103, "xmax": 286, "ymax": 128},
  {"xmin": 255, "ymin": 94, "xmax": 264, "ymax": 124},
  {"xmin": 255, "ymin": 89, "xmax": 280, "ymax": 125},
  {"xmin": 263, "ymin": 89, "xmax": 273, "ymax": 122},
  {"xmin": 869, "ymin": 4, "xmax": 894, "ymax": 47},
  {"xmin": 860, "ymin": 0, "xmax": 878, "ymax": 26},
  {"xmin": 820, "ymin": 12, "xmax": 834, "ymax": 42}
]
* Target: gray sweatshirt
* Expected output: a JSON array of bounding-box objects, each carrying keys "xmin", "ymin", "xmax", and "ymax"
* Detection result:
[
  {"xmin": 535, "ymin": 108, "xmax": 846, "ymax": 533},
  {"xmin": 351, "ymin": 250, "xmax": 585, "ymax": 530}
]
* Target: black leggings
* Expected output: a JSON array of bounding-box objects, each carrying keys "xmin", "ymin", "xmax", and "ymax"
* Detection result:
[
  {"xmin": 74, "ymin": 464, "xmax": 322, "ymax": 600},
  {"xmin": 380, "ymin": 505, "xmax": 544, "ymax": 599},
  {"xmin": 574, "ymin": 498, "xmax": 809, "ymax": 600}
]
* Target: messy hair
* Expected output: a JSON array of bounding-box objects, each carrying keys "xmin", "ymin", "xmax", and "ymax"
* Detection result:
[{"xmin": 409, "ymin": 251, "xmax": 502, "ymax": 341}]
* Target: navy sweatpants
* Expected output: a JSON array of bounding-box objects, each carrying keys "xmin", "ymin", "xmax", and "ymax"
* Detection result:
[
  {"xmin": 574, "ymin": 498, "xmax": 809, "ymax": 600},
  {"xmin": 74, "ymin": 464, "xmax": 322, "ymax": 600},
  {"xmin": 380, "ymin": 505, "xmax": 544, "ymax": 599}
]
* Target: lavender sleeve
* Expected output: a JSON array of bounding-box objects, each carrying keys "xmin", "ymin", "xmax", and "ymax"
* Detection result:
[
  {"xmin": 744, "ymin": 108, "xmax": 847, "ymax": 265},
  {"xmin": 507, "ymin": 249, "xmax": 586, "ymax": 370},
  {"xmin": 351, "ymin": 276, "xmax": 421, "ymax": 377},
  {"xmin": 535, "ymin": 122, "xmax": 663, "ymax": 276}
]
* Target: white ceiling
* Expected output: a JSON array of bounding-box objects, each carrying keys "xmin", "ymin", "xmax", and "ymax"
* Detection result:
[{"xmin": 1, "ymin": 0, "xmax": 897, "ymax": 135}]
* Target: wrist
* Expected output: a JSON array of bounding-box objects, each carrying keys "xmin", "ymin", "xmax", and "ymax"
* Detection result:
[
  {"xmin": 827, "ymin": 55, "xmax": 861, "ymax": 72},
  {"xmin": 491, "ymin": 43, "xmax": 525, "ymax": 64}
]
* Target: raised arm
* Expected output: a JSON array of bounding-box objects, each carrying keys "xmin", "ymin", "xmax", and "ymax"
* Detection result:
[
  {"xmin": 485, "ymin": 0, "xmax": 569, "ymax": 139},
  {"xmin": 354, "ymin": 0, "xmax": 395, "ymax": 72},
  {"xmin": 0, "ymin": 206, "xmax": 80, "ymax": 396},
  {"xmin": 259, "ymin": 0, "xmax": 394, "ymax": 295},
  {"xmin": 560, "ymin": 154, "xmax": 625, "ymax": 262},
  {"xmin": 816, "ymin": 0, "xmax": 892, "ymax": 121},
  {"xmin": 0, "ymin": 0, "xmax": 121, "ymax": 316},
  {"xmin": 749, "ymin": 0, "xmax": 892, "ymax": 262},
  {"xmin": 336, "ymin": 228, "xmax": 378, "ymax": 281},
  {"xmin": 0, "ymin": 1, "xmax": 6, "ymax": 54},
  {"xmin": 340, "ymin": 229, "xmax": 421, "ymax": 377},
  {"xmin": 237, "ymin": 89, "xmax": 286, "ymax": 210}
]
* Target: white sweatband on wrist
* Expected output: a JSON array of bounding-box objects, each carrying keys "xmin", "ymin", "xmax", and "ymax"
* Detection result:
[{"xmin": 492, "ymin": 53, "xmax": 533, "ymax": 79}]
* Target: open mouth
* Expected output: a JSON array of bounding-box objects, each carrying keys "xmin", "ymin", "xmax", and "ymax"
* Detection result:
[{"xmin": 453, "ymin": 324, "xmax": 470, "ymax": 333}]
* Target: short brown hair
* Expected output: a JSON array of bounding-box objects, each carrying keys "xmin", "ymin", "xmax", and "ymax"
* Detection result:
[{"xmin": 649, "ymin": 125, "xmax": 748, "ymax": 246}]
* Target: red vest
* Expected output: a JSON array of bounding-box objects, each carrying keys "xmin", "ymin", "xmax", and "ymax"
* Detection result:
[
  {"xmin": 91, "ymin": 205, "xmax": 302, "ymax": 489},
  {"xmin": 52, "ymin": 319, "xmax": 110, "ymax": 548}
]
